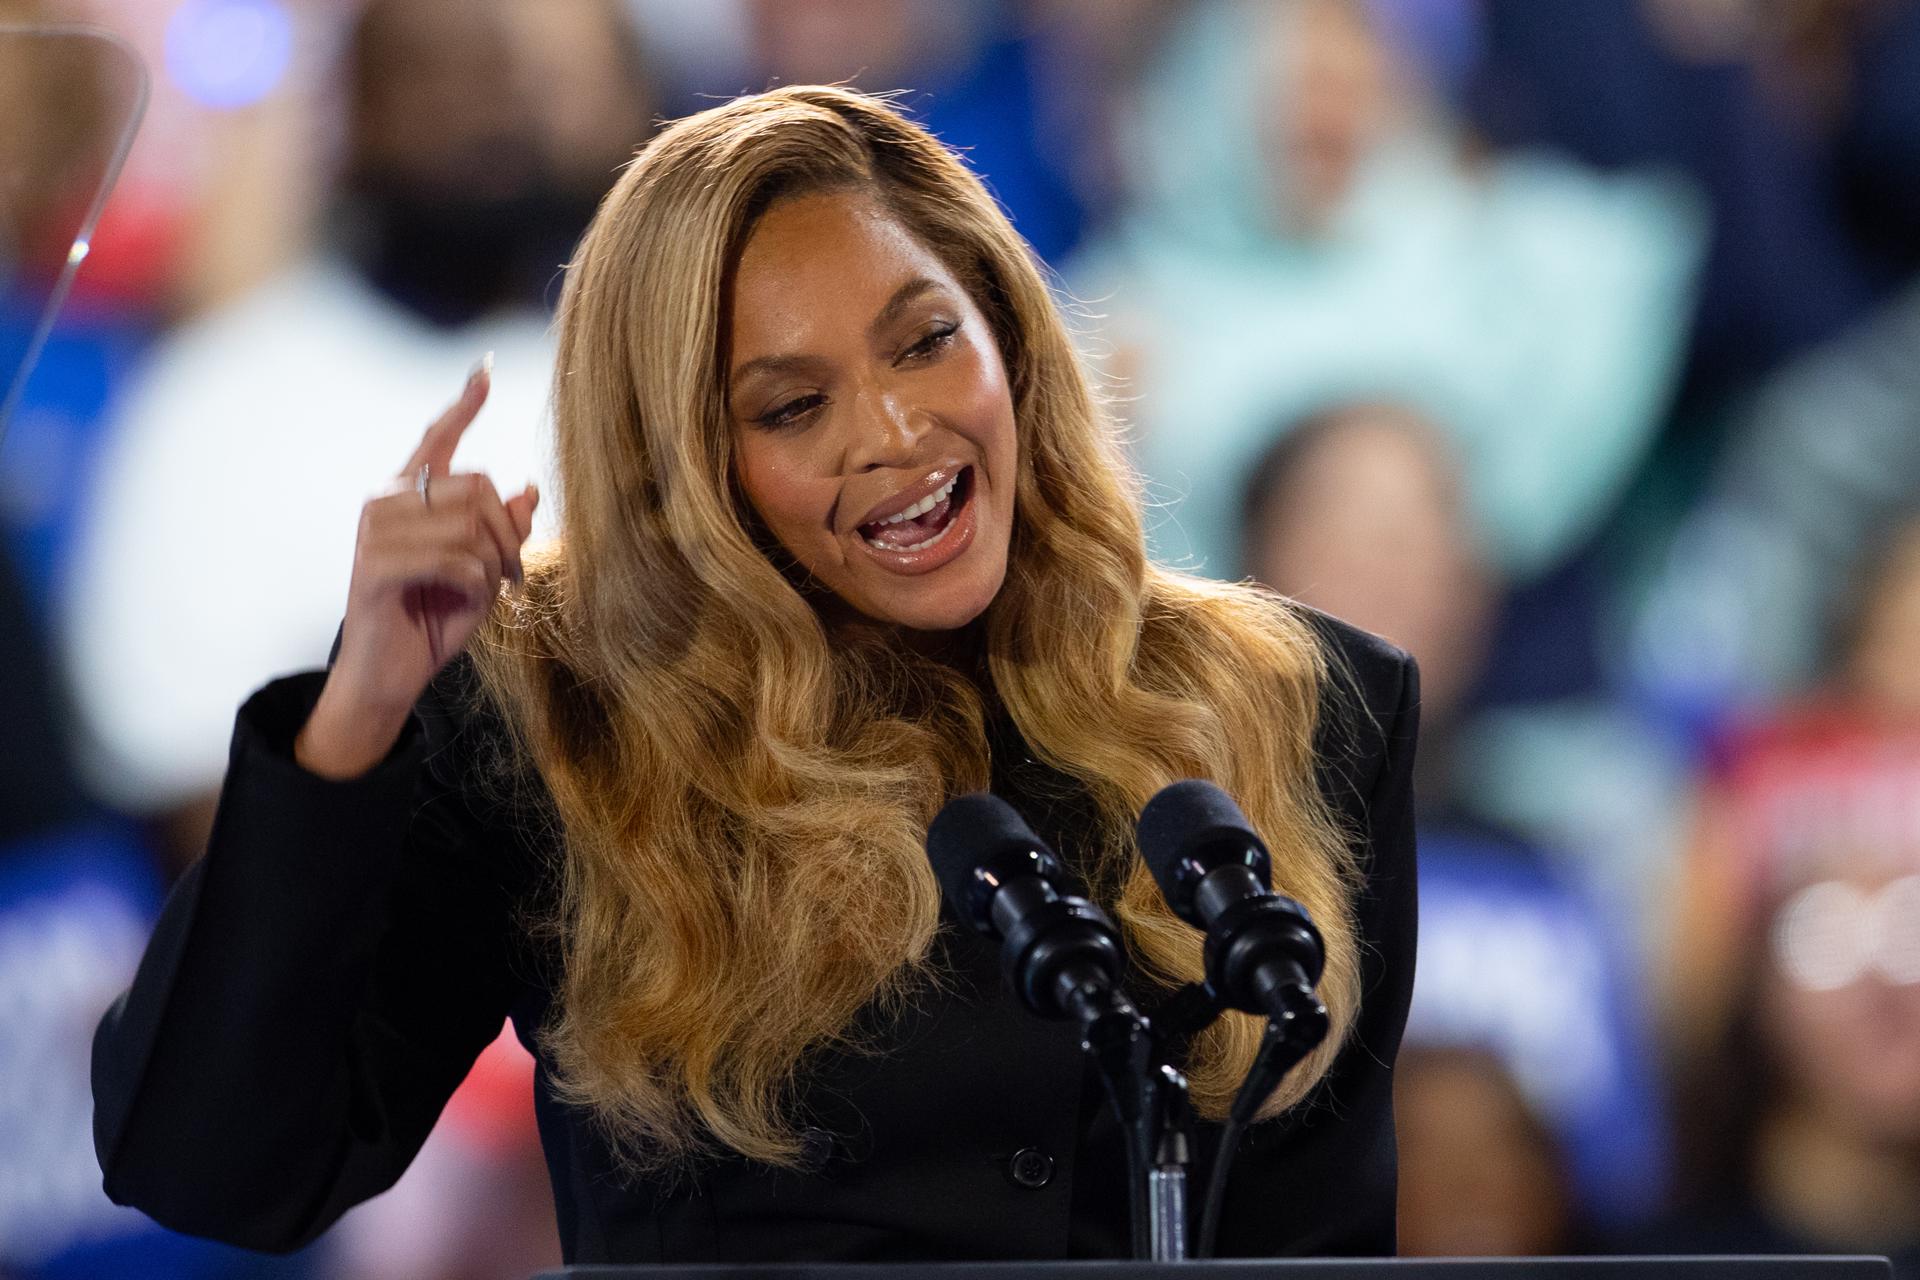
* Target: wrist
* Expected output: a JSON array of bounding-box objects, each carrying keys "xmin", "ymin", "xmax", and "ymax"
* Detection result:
[{"xmin": 295, "ymin": 681, "xmax": 414, "ymax": 780}]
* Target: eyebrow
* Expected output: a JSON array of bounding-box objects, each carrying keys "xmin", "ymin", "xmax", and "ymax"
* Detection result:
[
  {"xmin": 728, "ymin": 276, "xmax": 946, "ymax": 394},
  {"xmin": 868, "ymin": 276, "xmax": 941, "ymax": 338}
]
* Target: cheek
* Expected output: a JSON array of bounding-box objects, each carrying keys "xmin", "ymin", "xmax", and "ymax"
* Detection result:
[
  {"xmin": 967, "ymin": 355, "xmax": 1013, "ymax": 445},
  {"xmin": 937, "ymin": 332, "xmax": 1017, "ymax": 445},
  {"xmin": 735, "ymin": 437, "xmax": 834, "ymax": 550}
]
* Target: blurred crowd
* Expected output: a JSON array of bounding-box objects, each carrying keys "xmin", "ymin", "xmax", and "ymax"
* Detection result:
[{"xmin": 4, "ymin": 1, "xmax": 1919, "ymax": 1277}]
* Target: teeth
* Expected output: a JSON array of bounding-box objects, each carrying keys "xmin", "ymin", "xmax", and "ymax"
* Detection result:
[
  {"xmin": 865, "ymin": 515, "xmax": 958, "ymax": 554},
  {"xmin": 877, "ymin": 475, "xmax": 957, "ymax": 526}
]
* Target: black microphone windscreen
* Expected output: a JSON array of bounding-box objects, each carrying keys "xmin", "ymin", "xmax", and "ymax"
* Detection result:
[
  {"xmin": 925, "ymin": 791, "xmax": 1050, "ymax": 914},
  {"xmin": 1135, "ymin": 779, "xmax": 1268, "ymax": 900}
]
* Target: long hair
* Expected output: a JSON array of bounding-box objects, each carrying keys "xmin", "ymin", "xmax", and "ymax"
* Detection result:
[{"xmin": 469, "ymin": 85, "xmax": 1361, "ymax": 1175}]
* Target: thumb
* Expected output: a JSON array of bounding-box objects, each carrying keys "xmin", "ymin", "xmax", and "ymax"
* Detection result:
[{"xmin": 505, "ymin": 481, "xmax": 540, "ymax": 543}]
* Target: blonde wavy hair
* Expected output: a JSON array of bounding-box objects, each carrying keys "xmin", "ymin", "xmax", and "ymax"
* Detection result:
[{"xmin": 470, "ymin": 85, "xmax": 1361, "ymax": 1175}]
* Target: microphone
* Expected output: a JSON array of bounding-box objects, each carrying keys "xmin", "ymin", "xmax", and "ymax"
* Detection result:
[
  {"xmin": 1137, "ymin": 779, "xmax": 1334, "ymax": 1259},
  {"xmin": 925, "ymin": 792, "xmax": 1129, "ymax": 1023},
  {"xmin": 927, "ymin": 792, "xmax": 1171, "ymax": 1259},
  {"xmin": 1135, "ymin": 780, "xmax": 1327, "ymax": 1033}
]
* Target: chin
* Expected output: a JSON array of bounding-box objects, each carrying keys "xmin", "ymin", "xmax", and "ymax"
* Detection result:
[
  {"xmin": 849, "ymin": 559, "xmax": 1007, "ymax": 634},
  {"xmin": 879, "ymin": 580, "xmax": 1003, "ymax": 633}
]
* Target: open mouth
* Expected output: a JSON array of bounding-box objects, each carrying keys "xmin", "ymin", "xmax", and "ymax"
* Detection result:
[{"xmin": 857, "ymin": 466, "xmax": 973, "ymax": 554}]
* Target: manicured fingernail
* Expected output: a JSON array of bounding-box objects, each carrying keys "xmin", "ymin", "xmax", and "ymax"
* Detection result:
[{"xmin": 468, "ymin": 350, "xmax": 494, "ymax": 386}]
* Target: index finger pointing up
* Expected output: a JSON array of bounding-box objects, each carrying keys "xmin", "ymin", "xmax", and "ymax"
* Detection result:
[{"xmin": 403, "ymin": 351, "xmax": 494, "ymax": 477}]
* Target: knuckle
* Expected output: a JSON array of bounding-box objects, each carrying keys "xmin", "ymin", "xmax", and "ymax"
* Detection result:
[{"xmin": 359, "ymin": 500, "xmax": 397, "ymax": 543}]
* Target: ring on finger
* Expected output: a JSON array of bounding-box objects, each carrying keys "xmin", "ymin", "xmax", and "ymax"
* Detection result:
[{"xmin": 416, "ymin": 463, "xmax": 431, "ymax": 509}]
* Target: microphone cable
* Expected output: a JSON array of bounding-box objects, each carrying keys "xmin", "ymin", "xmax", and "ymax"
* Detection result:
[{"xmin": 1195, "ymin": 993, "xmax": 1328, "ymax": 1258}]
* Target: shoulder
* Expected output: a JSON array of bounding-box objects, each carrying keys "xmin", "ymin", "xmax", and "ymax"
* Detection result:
[
  {"xmin": 1292, "ymin": 604, "xmax": 1420, "ymax": 816},
  {"xmin": 1145, "ymin": 576, "xmax": 1418, "ymax": 816},
  {"xmin": 1140, "ymin": 575, "xmax": 1417, "ymax": 775},
  {"xmin": 1298, "ymin": 605, "xmax": 1417, "ymax": 732}
]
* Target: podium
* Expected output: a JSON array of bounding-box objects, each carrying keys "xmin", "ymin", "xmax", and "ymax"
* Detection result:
[{"xmin": 537, "ymin": 1259, "xmax": 1892, "ymax": 1278}]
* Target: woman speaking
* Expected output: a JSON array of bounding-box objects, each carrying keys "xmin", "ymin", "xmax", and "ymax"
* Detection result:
[{"xmin": 91, "ymin": 86, "xmax": 1418, "ymax": 1265}]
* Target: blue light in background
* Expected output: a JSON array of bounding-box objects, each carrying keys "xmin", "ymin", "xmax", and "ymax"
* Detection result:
[{"xmin": 163, "ymin": 0, "xmax": 293, "ymax": 110}]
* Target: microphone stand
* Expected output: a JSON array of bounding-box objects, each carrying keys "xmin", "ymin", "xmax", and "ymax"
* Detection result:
[
  {"xmin": 1086, "ymin": 975, "xmax": 1327, "ymax": 1262},
  {"xmin": 1144, "ymin": 1061, "xmax": 1196, "ymax": 1261},
  {"xmin": 1057, "ymin": 972, "xmax": 1199, "ymax": 1261},
  {"xmin": 1025, "ymin": 910, "xmax": 1326, "ymax": 1261},
  {"xmin": 1061, "ymin": 975, "xmax": 1221, "ymax": 1261},
  {"xmin": 1036, "ymin": 950, "xmax": 1330, "ymax": 1261}
]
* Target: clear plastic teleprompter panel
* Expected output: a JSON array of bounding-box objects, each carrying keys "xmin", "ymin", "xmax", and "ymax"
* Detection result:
[{"xmin": 0, "ymin": 23, "xmax": 147, "ymax": 439}]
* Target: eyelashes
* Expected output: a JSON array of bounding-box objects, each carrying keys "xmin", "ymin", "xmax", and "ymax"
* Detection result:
[
  {"xmin": 903, "ymin": 322, "xmax": 960, "ymax": 361},
  {"xmin": 751, "ymin": 322, "xmax": 962, "ymax": 429},
  {"xmin": 756, "ymin": 392, "xmax": 826, "ymax": 428}
]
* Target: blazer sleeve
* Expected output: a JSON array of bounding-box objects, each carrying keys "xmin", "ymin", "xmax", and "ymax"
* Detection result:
[
  {"xmin": 90, "ymin": 657, "xmax": 530, "ymax": 1253},
  {"xmin": 1215, "ymin": 622, "xmax": 1421, "ymax": 1258}
]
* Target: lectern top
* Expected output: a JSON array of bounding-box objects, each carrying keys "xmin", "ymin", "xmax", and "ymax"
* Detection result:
[{"xmin": 537, "ymin": 1255, "xmax": 1892, "ymax": 1279}]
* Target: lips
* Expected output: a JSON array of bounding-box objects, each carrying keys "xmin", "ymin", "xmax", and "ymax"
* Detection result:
[{"xmin": 851, "ymin": 466, "xmax": 979, "ymax": 575}]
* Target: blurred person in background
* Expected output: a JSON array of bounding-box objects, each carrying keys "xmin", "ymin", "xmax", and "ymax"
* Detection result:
[
  {"xmin": 0, "ymin": 525, "xmax": 280, "ymax": 1279},
  {"xmin": 1240, "ymin": 403, "xmax": 1493, "ymax": 806},
  {"xmin": 1233, "ymin": 394, "xmax": 1697, "ymax": 968},
  {"xmin": 1395, "ymin": 1043, "xmax": 1578, "ymax": 1257},
  {"xmin": 1649, "ymin": 516, "xmax": 1920, "ymax": 1276},
  {"xmin": 0, "ymin": 517, "xmax": 117, "ymax": 1279},
  {"xmin": 1069, "ymin": 0, "xmax": 1703, "ymax": 591},
  {"xmin": 1241, "ymin": 404, "xmax": 1673, "ymax": 1248},
  {"xmin": 60, "ymin": 0, "xmax": 655, "ymax": 871},
  {"xmin": 1107, "ymin": 0, "xmax": 1704, "ymax": 936},
  {"xmin": 1396, "ymin": 851, "xmax": 1666, "ymax": 1256},
  {"xmin": 337, "ymin": 0, "xmax": 653, "ymax": 328},
  {"xmin": 1240, "ymin": 401, "xmax": 1670, "ymax": 916}
]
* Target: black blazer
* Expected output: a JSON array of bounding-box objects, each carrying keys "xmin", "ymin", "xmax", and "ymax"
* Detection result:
[{"xmin": 91, "ymin": 608, "xmax": 1418, "ymax": 1264}]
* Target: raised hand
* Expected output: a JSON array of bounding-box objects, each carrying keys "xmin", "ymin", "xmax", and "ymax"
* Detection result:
[{"xmin": 294, "ymin": 357, "xmax": 540, "ymax": 779}]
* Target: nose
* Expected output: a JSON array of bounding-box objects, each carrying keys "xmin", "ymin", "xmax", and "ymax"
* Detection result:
[{"xmin": 843, "ymin": 379, "xmax": 930, "ymax": 474}]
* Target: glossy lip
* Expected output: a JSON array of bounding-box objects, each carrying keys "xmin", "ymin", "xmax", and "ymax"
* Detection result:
[
  {"xmin": 851, "ymin": 462, "xmax": 966, "ymax": 532},
  {"xmin": 852, "ymin": 467, "xmax": 978, "ymax": 576}
]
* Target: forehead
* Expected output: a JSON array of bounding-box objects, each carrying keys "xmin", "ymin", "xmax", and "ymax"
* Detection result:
[{"xmin": 728, "ymin": 191, "xmax": 958, "ymax": 359}]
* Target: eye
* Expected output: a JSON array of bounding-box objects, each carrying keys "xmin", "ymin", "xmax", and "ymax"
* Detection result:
[
  {"xmin": 899, "ymin": 322, "xmax": 959, "ymax": 363},
  {"xmin": 754, "ymin": 392, "xmax": 826, "ymax": 429}
]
